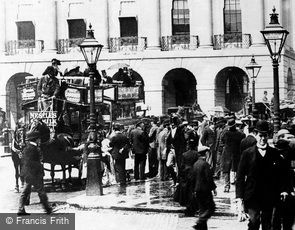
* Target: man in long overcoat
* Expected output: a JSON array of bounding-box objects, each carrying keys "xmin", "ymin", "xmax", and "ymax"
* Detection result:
[
  {"xmin": 221, "ymin": 119, "xmax": 245, "ymax": 192},
  {"xmin": 236, "ymin": 120, "xmax": 289, "ymax": 230},
  {"xmin": 157, "ymin": 119, "xmax": 170, "ymax": 181},
  {"xmin": 18, "ymin": 130, "xmax": 52, "ymax": 215},
  {"xmin": 166, "ymin": 116, "xmax": 187, "ymax": 177},
  {"xmin": 179, "ymin": 139, "xmax": 199, "ymax": 216},
  {"xmin": 200, "ymin": 120, "xmax": 216, "ymax": 171},
  {"xmin": 192, "ymin": 146, "xmax": 217, "ymax": 230},
  {"xmin": 130, "ymin": 121, "xmax": 149, "ymax": 180},
  {"xmin": 109, "ymin": 123, "xmax": 130, "ymax": 186}
]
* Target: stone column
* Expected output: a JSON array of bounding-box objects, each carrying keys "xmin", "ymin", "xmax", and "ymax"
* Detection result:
[
  {"xmin": 192, "ymin": 0, "xmax": 213, "ymax": 47},
  {"xmin": 56, "ymin": 0, "xmax": 67, "ymax": 39},
  {"xmin": 0, "ymin": 0, "xmax": 6, "ymax": 54},
  {"xmin": 108, "ymin": 0, "xmax": 120, "ymax": 38},
  {"xmin": 39, "ymin": 0, "xmax": 57, "ymax": 52},
  {"xmin": 241, "ymin": 0, "xmax": 264, "ymax": 46},
  {"xmin": 88, "ymin": 0, "xmax": 109, "ymax": 49},
  {"xmin": 139, "ymin": 0, "xmax": 160, "ymax": 50},
  {"xmin": 160, "ymin": 0, "xmax": 172, "ymax": 37}
]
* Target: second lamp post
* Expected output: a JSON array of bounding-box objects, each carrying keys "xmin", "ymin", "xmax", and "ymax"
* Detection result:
[{"xmin": 245, "ymin": 55, "xmax": 261, "ymax": 116}]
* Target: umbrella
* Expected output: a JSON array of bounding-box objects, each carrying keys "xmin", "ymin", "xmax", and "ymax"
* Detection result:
[{"xmin": 107, "ymin": 63, "xmax": 130, "ymax": 70}]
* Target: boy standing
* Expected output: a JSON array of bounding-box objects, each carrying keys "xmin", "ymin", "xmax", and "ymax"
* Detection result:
[{"xmin": 192, "ymin": 146, "xmax": 217, "ymax": 230}]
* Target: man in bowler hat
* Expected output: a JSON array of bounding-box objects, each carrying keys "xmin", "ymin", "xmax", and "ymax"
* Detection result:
[{"xmin": 236, "ymin": 120, "xmax": 289, "ymax": 230}]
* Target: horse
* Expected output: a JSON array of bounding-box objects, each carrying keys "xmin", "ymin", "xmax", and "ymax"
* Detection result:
[
  {"xmin": 11, "ymin": 125, "xmax": 26, "ymax": 192},
  {"xmin": 28, "ymin": 119, "xmax": 83, "ymax": 189}
]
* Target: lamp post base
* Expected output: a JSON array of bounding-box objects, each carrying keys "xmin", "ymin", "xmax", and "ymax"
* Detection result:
[{"xmin": 86, "ymin": 144, "xmax": 103, "ymax": 196}]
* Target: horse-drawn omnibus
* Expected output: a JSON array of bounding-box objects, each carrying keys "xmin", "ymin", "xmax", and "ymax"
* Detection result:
[{"xmin": 14, "ymin": 75, "xmax": 145, "ymax": 190}]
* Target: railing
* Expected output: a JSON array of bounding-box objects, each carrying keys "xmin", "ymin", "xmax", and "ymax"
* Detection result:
[
  {"xmin": 161, "ymin": 35, "xmax": 199, "ymax": 51},
  {"xmin": 57, "ymin": 38, "xmax": 84, "ymax": 54},
  {"xmin": 213, "ymin": 34, "xmax": 252, "ymax": 50},
  {"xmin": 5, "ymin": 40, "xmax": 44, "ymax": 55},
  {"xmin": 108, "ymin": 37, "xmax": 147, "ymax": 53}
]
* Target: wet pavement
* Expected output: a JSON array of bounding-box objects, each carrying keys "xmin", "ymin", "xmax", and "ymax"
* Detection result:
[
  {"xmin": 0, "ymin": 153, "xmax": 249, "ymax": 230},
  {"xmin": 67, "ymin": 178, "xmax": 236, "ymax": 216},
  {"xmin": 0, "ymin": 154, "xmax": 236, "ymax": 216}
]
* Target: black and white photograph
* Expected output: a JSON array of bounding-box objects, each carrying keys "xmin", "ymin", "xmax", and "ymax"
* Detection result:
[{"xmin": 0, "ymin": 0, "xmax": 294, "ymax": 229}]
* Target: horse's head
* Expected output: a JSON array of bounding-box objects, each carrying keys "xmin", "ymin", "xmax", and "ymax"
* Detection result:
[{"xmin": 29, "ymin": 119, "xmax": 51, "ymax": 143}]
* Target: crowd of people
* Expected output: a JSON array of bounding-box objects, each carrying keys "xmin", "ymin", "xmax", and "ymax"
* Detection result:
[{"xmin": 78, "ymin": 113, "xmax": 295, "ymax": 230}]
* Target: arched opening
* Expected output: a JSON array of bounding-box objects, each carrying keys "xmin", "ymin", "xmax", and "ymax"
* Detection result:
[
  {"xmin": 6, "ymin": 72, "xmax": 32, "ymax": 127},
  {"xmin": 162, "ymin": 68, "xmax": 196, "ymax": 114},
  {"xmin": 215, "ymin": 67, "xmax": 248, "ymax": 112}
]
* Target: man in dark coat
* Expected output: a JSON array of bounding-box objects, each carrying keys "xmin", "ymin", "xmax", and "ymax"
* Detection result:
[
  {"xmin": 192, "ymin": 146, "xmax": 217, "ymax": 230},
  {"xmin": 18, "ymin": 130, "xmax": 52, "ymax": 215},
  {"xmin": 179, "ymin": 139, "xmax": 199, "ymax": 216},
  {"xmin": 213, "ymin": 118, "xmax": 227, "ymax": 179},
  {"xmin": 166, "ymin": 116, "xmax": 187, "ymax": 177},
  {"xmin": 240, "ymin": 125, "xmax": 257, "ymax": 154},
  {"xmin": 272, "ymin": 130, "xmax": 295, "ymax": 230},
  {"xmin": 109, "ymin": 123, "xmax": 130, "ymax": 186},
  {"xmin": 129, "ymin": 121, "xmax": 149, "ymax": 180},
  {"xmin": 221, "ymin": 119, "xmax": 245, "ymax": 192},
  {"xmin": 236, "ymin": 120, "xmax": 289, "ymax": 230},
  {"xmin": 37, "ymin": 58, "xmax": 61, "ymax": 111},
  {"xmin": 185, "ymin": 121, "xmax": 199, "ymax": 150},
  {"xmin": 200, "ymin": 121, "xmax": 216, "ymax": 172},
  {"xmin": 148, "ymin": 117, "xmax": 159, "ymax": 178},
  {"xmin": 37, "ymin": 58, "xmax": 61, "ymax": 98}
]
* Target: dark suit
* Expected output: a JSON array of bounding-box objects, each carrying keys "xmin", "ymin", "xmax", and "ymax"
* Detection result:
[
  {"xmin": 201, "ymin": 127, "xmax": 216, "ymax": 171},
  {"xmin": 109, "ymin": 131, "xmax": 130, "ymax": 184},
  {"xmin": 167, "ymin": 125, "xmax": 187, "ymax": 173},
  {"xmin": 179, "ymin": 149, "xmax": 199, "ymax": 214},
  {"xmin": 19, "ymin": 142, "xmax": 51, "ymax": 214},
  {"xmin": 236, "ymin": 145, "xmax": 288, "ymax": 230},
  {"xmin": 130, "ymin": 127, "xmax": 149, "ymax": 180},
  {"xmin": 221, "ymin": 128, "xmax": 245, "ymax": 191},
  {"xmin": 192, "ymin": 157, "xmax": 216, "ymax": 230},
  {"xmin": 240, "ymin": 135, "xmax": 257, "ymax": 154}
]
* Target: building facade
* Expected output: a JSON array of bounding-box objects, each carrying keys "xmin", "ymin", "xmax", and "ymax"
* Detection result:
[{"xmin": 1, "ymin": 0, "xmax": 295, "ymax": 127}]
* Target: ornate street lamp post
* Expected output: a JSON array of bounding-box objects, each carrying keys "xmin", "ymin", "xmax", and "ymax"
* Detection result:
[
  {"xmin": 79, "ymin": 24, "xmax": 104, "ymax": 196},
  {"xmin": 245, "ymin": 55, "xmax": 262, "ymax": 116},
  {"xmin": 261, "ymin": 8, "xmax": 289, "ymax": 133}
]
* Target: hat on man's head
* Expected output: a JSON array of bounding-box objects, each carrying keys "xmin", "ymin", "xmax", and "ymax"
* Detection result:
[
  {"xmin": 136, "ymin": 120, "xmax": 144, "ymax": 127},
  {"xmin": 277, "ymin": 129, "xmax": 290, "ymax": 138},
  {"xmin": 276, "ymin": 139, "xmax": 290, "ymax": 150},
  {"xmin": 255, "ymin": 120, "xmax": 269, "ymax": 133},
  {"xmin": 51, "ymin": 58, "xmax": 61, "ymax": 65},
  {"xmin": 163, "ymin": 119, "xmax": 170, "ymax": 127},
  {"xmin": 113, "ymin": 123, "xmax": 123, "ymax": 131},
  {"xmin": 197, "ymin": 146, "xmax": 210, "ymax": 156},
  {"xmin": 171, "ymin": 116, "xmax": 180, "ymax": 125},
  {"xmin": 26, "ymin": 130, "xmax": 41, "ymax": 141},
  {"xmin": 227, "ymin": 119, "xmax": 236, "ymax": 127},
  {"xmin": 182, "ymin": 120, "xmax": 189, "ymax": 126}
]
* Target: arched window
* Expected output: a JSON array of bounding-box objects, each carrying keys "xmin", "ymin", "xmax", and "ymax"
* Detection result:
[
  {"xmin": 224, "ymin": 0, "xmax": 242, "ymax": 42},
  {"xmin": 172, "ymin": 0, "xmax": 190, "ymax": 35}
]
